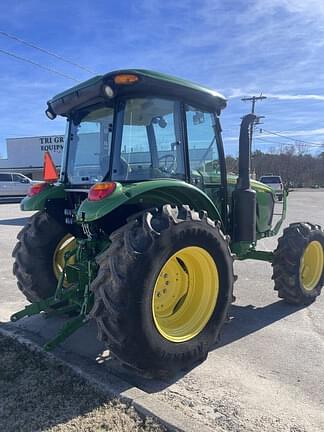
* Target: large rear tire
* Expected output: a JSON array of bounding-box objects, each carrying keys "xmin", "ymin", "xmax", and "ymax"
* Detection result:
[
  {"xmin": 272, "ymin": 222, "xmax": 324, "ymax": 305},
  {"xmin": 91, "ymin": 205, "xmax": 234, "ymax": 377},
  {"xmin": 12, "ymin": 211, "xmax": 70, "ymax": 302}
]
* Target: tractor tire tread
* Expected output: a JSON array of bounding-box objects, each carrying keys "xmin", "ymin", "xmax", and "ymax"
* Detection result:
[
  {"xmin": 272, "ymin": 222, "xmax": 324, "ymax": 305},
  {"xmin": 91, "ymin": 204, "xmax": 234, "ymax": 377},
  {"xmin": 13, "ymin": 211, "xmax": 68, "ymax": 303}
]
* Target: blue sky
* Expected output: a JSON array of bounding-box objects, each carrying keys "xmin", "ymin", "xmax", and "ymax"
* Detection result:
[{"xmin": 1, "ymin": 0, "xmax": 324, "ymax": 157}]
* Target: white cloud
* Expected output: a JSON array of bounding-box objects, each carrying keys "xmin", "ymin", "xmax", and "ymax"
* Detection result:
[
  {"xmin": 228, "ymin": 91, "xmax": 324, "ymax": 101},
  {"xmin": 267, "ymin": 94, "xmax": 324, "ymax": 101}
]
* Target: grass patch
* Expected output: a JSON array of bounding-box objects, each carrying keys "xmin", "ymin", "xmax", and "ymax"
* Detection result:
[{"xmin": 0, "ymin": 333, "xmax": 166, "ymax": 432}]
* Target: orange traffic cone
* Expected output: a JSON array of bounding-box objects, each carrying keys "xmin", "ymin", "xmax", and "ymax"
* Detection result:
[{"xmin": 43, "ymin": 151, "xmax": 58, "ymax": 182}]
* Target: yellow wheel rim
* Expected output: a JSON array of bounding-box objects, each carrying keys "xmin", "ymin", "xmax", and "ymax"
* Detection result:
[
  {"xmin": 53, "ymin": 234, "xmax": 76, "ymax": 287},
  {"xmin": 300, "ymin": 240, "xmax": 324, "ymax": 291},
  {"xmin": 152, "ymin": 246, "xmax": 219, "ymax": 342}
]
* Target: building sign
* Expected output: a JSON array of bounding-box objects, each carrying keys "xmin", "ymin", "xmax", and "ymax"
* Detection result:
[
  {"xmin": 0, "ymin": 135, "xmax": 65, "ymax": 169},
  {"xmin": 40, "ymin": 136, "xmax": 64, "ymax": 153}
]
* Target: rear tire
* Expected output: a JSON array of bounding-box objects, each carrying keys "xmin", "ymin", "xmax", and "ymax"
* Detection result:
[
  {"xmin": 91, "ymin": 205, "xmax": 234, "ymax": 377},
  {"xmin": 13, "ymin": 211, "xmax": 69, "ymax": 302},
  {"xmin": 272, "ymin": 223, "xmax": 324, "ymax": 305}
]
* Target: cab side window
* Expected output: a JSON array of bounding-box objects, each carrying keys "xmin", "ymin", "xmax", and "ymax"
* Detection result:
[{"xmin": 185, "ymin": 105, "xmax": 220, "ymax": 184}]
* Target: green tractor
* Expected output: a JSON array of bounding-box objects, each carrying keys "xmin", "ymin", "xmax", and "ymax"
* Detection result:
[{"xmin": 11, "ymin": 70, "xmax": 324, "ymax": 377}]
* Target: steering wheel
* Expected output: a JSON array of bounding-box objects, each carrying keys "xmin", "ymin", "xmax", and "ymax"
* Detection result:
[{"xmin": 158, "ymin": 154, "xmax": 176, "ymax": 173}]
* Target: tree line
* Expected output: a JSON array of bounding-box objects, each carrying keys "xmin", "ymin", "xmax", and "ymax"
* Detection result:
[{"xmin": 226, "ymin": 148, "xmax": 324, "ymax": 187}]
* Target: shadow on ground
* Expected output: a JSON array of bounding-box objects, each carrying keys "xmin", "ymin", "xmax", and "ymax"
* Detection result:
[
  {"xmin": 2, "ymin": 298, "xmax": 305, "ymax": 396},
  {"xmin": 0, "ymin": 198, "xmax": 22, "ymax": 205},
  {"xmin": 124, "ymin": 299, "xmax": 306, "ymax": 392},
  {"xmin": 0, "ymin": 217, "xmax": 29, "ymax": 226},
  {"xmin": 220, "ymin": 300, "xmax": 306, "ymax": 347}
]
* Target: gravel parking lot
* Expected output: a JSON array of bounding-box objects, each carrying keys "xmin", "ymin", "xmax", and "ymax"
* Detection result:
[{"xmin": 1, "ymin": 190, "xmax": 324, "ymax": 432}]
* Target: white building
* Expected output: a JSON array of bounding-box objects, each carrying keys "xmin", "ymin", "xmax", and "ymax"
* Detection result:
[{"xmin": 0, "ymin": 135, "xmax": 64, "ymax": 180}]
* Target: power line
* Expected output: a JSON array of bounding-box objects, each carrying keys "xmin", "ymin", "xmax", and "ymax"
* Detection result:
[
  {"xmin": 0, "ymin": 48, "xmax": 79, "ymax": 82},
  {"xmin": 255, "ymin": 137, "xmax": 289, "ymax": 146},
  {"xmin": 0, "ymin": 30, "xmax": 96, "ymax": 74},
  {"xmin": 258, "ymin": 128, "xmax": 323, "ymax": 147},
  {"xmin": 255, "ymin": 136, "xmax": 324, "ymax": 149},
  {"xmin": 256, "ymin": 136, "xmax": 324, "ymax": 148}
]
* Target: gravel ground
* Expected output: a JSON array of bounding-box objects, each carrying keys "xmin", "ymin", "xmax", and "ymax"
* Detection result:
[{"xmin": 0, "ymin": 333, "xmax": 166, "ymax": 432}]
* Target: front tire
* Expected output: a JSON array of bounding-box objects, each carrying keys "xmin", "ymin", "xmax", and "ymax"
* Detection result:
[
  {"xmin": 272, "ymin": 223, "xmax": 324, "ymax": 305},
  {"xmin": 91, "ymin": 205, "xmax": 234, "ymax": 377}
]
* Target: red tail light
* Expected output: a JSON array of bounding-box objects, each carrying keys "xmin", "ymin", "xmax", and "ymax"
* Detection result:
[
  {"xmin": 27, "ymin": 182, "xmax": 48, "ymax": 197},
  {"xmin": 88, "ymin": 182, "xmax": 116, "ymax": 201}
]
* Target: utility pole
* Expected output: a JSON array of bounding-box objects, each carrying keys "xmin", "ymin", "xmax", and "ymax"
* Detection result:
[
  {"xmin": 241, "ymin": 94, "xmax": 267, "ymax": 143},
  {"xmin": 241, "ymin": 94, "xmax": 267, "ymax": 178},
  {"xmin": 241, "ymin": 94, "xmax": 267, "ymax": 114}
]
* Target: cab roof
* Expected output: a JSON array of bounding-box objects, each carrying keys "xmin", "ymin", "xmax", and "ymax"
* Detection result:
[{"xmin": 47, "ymin": 69, "xmax": 227, "ymax": 117}]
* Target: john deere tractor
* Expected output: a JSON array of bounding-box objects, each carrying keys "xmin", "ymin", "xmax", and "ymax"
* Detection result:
[{"xmin": 11, "ymin": 70, "xmax": 324, "ymax": 377}]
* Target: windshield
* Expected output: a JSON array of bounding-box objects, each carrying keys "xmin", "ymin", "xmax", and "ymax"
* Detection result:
[
  {"xmin": 260, "ymin": 176, "xmax": 281, "ymax": 184},
  {"xmin": 112, "ymin": 97, "xmax": 185, "ymax": 181},
  {"xmin": 66, "ymin": 106, "xmax": 114, "ymax": 184}
]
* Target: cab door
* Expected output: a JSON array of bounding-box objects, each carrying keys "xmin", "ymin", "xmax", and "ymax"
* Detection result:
[{"xmin": 185, "ymin": 105, "xmax": 227, "ymax": 224}]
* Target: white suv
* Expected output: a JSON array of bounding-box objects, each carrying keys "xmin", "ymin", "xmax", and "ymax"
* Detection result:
[
  {"xmin": 0, "ymin": 172, "xmax": 36, "ymax": 198},
  {"xmin": 259, "ymin": 175, "xmax": 284, "ymax": 201}
]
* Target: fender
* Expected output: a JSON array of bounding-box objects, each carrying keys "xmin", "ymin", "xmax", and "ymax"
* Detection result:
[
  {"xmin": 20, "ymin": 183, "xmax": 66, "ymax": 211},
  {"xmin": 76, "ymin": 179, "xmax": 223, "ymax": 226}
]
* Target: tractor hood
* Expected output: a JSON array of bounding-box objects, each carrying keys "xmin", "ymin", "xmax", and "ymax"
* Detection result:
[{"xmin": 227, "ymin": 175, "xmax": 273, "ymax": 193}]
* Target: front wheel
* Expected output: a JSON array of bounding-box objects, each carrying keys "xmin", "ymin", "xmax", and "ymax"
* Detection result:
[
  {"xmin": 272, "ymin": 223, "xmax": 324, "ymax": 305},
  {"xmin": 91, "ymin": 205, "xmax": 234, "ymax": 377}
]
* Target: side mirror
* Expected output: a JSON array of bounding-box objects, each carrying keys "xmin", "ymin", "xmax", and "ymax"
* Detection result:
[{"xmin": 20, "ymin": 178, "xmax": 29, "ymax": 184}]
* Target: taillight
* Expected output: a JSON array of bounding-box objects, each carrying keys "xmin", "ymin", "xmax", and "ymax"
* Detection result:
[
  {"xmin": 88, "ymin": 182, "xmax": 116, "ymax": 201},
  {"xmin": 27, "ymin": 182, "xmax": 48, "ymax": 197}
]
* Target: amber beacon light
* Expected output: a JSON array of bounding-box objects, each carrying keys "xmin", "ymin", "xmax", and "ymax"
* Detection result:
[
  {"xmin": 88, "ymin": 182, "xmax": 117, "ymax": 201},
  {"xmin": 113, "ymin": 74, "xmax": 139, "ymax": 85}
]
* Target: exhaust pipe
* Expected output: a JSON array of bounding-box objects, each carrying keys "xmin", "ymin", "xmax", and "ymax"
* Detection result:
[{"xmin": 232, "ymin": 114, "xmax": 257, "ymax": 243}]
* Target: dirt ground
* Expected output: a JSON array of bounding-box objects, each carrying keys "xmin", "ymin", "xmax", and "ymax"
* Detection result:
[{"xmin": 0, "ymin": 333, "xmax": 166, "ymax": 432}]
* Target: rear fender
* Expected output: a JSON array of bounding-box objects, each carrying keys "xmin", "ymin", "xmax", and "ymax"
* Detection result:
[
  {"xmin": 20, "ymin": 184, "xmax": 66, "ymax": 211},
  {"xmin": 76, "ymin": 180, "xmax": 223, "ymax": 226}
]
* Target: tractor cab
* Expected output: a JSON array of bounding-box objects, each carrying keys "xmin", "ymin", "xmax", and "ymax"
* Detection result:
[{"xmin": 48, "ymin": 70, "xmax": 228, "ymax": 220}]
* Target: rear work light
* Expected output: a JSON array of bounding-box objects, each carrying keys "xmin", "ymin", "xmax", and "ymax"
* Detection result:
[
  {"xmin": 27, "ymin": 182, "xmax": 48, "ymax": 197},
  {"xmin": 88, "ymin": 182, "xmax": 117, "ymax": 201}
]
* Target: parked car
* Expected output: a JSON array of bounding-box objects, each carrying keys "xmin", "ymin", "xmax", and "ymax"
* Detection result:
[
  {"xmin": 259, "ymin": 175, "xmax": 284, "ymax": 201},
  {"xmin": 0, "ymin": 172, "xmax": 36, "ymax": 198}
]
